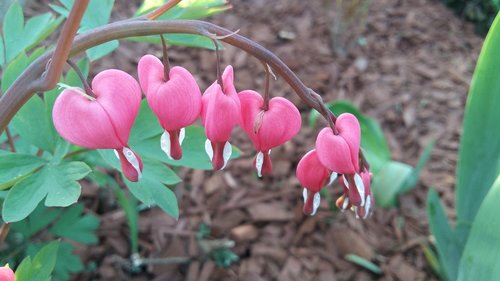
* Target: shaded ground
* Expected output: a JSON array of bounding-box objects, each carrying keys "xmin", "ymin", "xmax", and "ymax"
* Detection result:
[{"xmin": 27, "ymin": 0, "xmax": 484, "ymax": 280}]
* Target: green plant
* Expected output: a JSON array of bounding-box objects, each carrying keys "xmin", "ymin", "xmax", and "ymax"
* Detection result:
[
  {"xmin": 427, "ymin": 11, "xmax": 500, "ymax": 281},
  {"xmin": 441, "ymin": 0, "xmax": 500, "ymax": 33}
]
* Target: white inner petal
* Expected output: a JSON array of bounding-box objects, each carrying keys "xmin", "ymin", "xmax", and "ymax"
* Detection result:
[
  {"xmin": 342, "ymin": 196, "xmax": 350, "ymax": 211},
  {"xmin": 354, "ymin": 173, "xmax": 365, "ymax": 206},
  {"xmin": 353, "ymin": 206, "xmax": 360, "ymax": 219},
  {"xmin": 114, "ymin": 149, "xmax": 120, "ymax": 160},
  {"xmin": 328, "ymin": 172, "xmax": 338, "ymax": 186},
  {"xmin": 221, "ymin": 141, "xmax": 232, "ymax": 170},
  {"xmin": 255, "ymin": 151, "xmax": 264, "ymax": 177},
  {"xmin": 302, "ymin": 188, "xmax": 308, "ymax": 204},
  {"xmin": 364, "ymin": 195, "xmax": 372, "ymax": 219},
  {"xmin": 205, "ymin": 139, "xmax": 213, "ymax": 161},
  {"xmin": 179, "ymin": 128, "xmax": 186, "ymax": 145},
  {"xmin": 343, "ymin": 175, "xmax": 350, "ymax": 189},
  {"xmin": 123, "ymin": 147, "xmax": 142, "ymax": 180},
  {"xmin": 160, "ymin": 130, "xmax": 172, "ymax": 159},
  {"xmin": 311, "ymin": 192, "xmax": 321, "ymax": 216},
  {"xmin": 268, "ymin": 149, "xmax": 271, "ymax": 155}
]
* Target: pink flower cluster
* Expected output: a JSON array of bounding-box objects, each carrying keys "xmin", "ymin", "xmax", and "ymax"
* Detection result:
[
  {"xmin": 296, "ymin": 113, "xmax": 373, "ymax": 219},
  {"xmin": 52, "ymin": 55, "xmax": 301, "ymax": 181}
]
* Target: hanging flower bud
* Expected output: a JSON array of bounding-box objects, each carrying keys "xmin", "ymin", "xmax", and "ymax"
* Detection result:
[
  {"xmin": 138, "ymin": 55, "xmax": 201, "ymax": 160},
  {"xmin": 0, "ymin": 264, "xmax": 14, "ymax": 281},
  {"xmin": 315, "ymin": 113, "xmax": 361, "ymax": 174},
  {"xmin": 53, "ymin": 69, "xmax": 143, "ymax": 182},
  {"xmin": 239, "ymin": 90, "xmax": 301, "ymax": 177},
  {"xmin": 296, "ymin": 150, "xmax": 338, "ymax": 216},
  {"xmin": 201, "ymin": 65, "xmax": 240, "ymax": 170}
]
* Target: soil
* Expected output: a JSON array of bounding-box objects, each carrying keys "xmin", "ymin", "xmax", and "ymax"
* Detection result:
[{"xmin": 26, "ymin": 0, "xmax": 483, "ymax": 280}]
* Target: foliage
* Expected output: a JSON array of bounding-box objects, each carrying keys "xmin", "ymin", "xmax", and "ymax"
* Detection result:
[
  {"xmin": 0, "ymin": 0, "xmax": 232, "ymax": 279},
  {"xmin": 441, "ymin": 0, "xmax": 499, "ymax": 33},
  {"xmin": 310, "ymin": 100, "xmax": 433, "ymax": 207},
  {"xmin": 427, "ymin": 11, "xmax": 500, "ymax": 281}
]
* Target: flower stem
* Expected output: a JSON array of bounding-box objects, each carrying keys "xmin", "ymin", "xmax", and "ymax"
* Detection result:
[
  {"xmin": 261, "ymin": 63, "xmax": 271, "ymax": 111},
  {"xmin": 66, "ymin": 59, "xmax": 95, "ymax": 98},
  {"xmin": 160, "ymin": 35, "xmax": 171, "ymax": 81},
  {"xmin": 211, "ymin": 39, "xmax": 224, "ymax": 90},
  {"xmin": 143, "ymin": 0, "xmax": 183, "ymax": 20},
  {"xmin": 5, "ymin": 127, "xmax": 15, "ymax": 152},
  {"xmin": 0, "ymin": 20, "xmax": 336, "ymax": 136}
]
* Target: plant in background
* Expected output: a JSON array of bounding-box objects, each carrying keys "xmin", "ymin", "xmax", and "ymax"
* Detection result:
[
  {"xmin": 426, "ymin": 11, "xmax": 500, "ymax": 281},
  {"xmin": 0, "ymin": 0, "xmax": 376, "ymax": 279},
  {"xmin": 327, "ymin": 0, "xmax": 372, "ymax": 56},
  {"xmin": 441, "ymin": 0, "xmax": 500, "ymax": 33}
]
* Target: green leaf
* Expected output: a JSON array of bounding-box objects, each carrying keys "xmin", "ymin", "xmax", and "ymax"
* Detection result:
[
  {"xmin": 136, "ymin": 0, "xmax": 230, "ymax": 19},
  {"xmin": 400, "ymin": 140, "xmax": 434, "ymax": 193},
  {"xmin": 371, "ymin": 161, "xmax": 413, "ymax": 207},
  {"xmin": 128, "ymin": 33, "xmax": 221, "ymax": 50},
  {"xmin": 129, "ymin": 100, "xmax": 164, "ymax": 143},
  {"xmin": 125, "ymin": 159, "xmax": 180, "ymax": 219},
  {"xmin": 114, "ymin": 186, "xmax": 139, "ymax": 253},
  {"xmin": 12, "ymin": 203, "xmax": 62, "ymax": 238},
  {"xmin": 2, "ymin": 2, "xmax": 61, "ymax": 64},
  {"xmin": 11, "ymin": 95, "xmax": 59, "ymax": 152},
  {"xmin": 427, "ymin": 189, "xmax": 461, "ymax": 281},
  {"xmin": 52, "ymin": 241, "xmax": 84, "ymax": 281},
  {"xmin": 86, "ymin": 40, "xmax": 119, "ymax": 61},
  {"xmin": 1, "ymin": 52, "xmax": 29, "ymax": 93},
  {"xmin": 456, "ymin": 11, "xmax": 500, "ymax": 228},
  {"xmin": 49, "ymin": 203, "xmax": 100, "ymax": 244},
  {"xmin": 344, "ymin": 254, "xmax": 382, "ymax": 274},
  {"xmin": 457, "ymin": 175, "xmax": 500, "ymax": 281},
  {"xmin": 0, "ymin": 33, "xmax": 5, "ymax": 66},
  {"xmin": 310, "ymin": 100, "xmax": 391, "ymax": 173},
  {"xmin": 2, "ymin": 2, "xmax": 24, "ymax": 63},
  {"xmin": 50, "ymin": 0, "xmax": 117, "ymax": 61},
  {"xmin": 0, "ymin": 153, "xmax": 46, "ymax": 190},
  {"xmin": 2, "ymin": 161, "xmax": 91, "ymax": 222},
  {"xmin": 15, "ymin": 241, "xmax": 60, "ymax": 281}
]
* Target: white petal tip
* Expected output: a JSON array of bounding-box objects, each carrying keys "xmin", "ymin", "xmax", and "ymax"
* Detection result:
[
  {"xmin": 205, "ymin": 139, "xmax": 213, "ymax": 161},
  {"xmin": 160, "ymin": 131, "xmax": 173, "ymax": 160},
  {"xmin": 328, "ymin": 172, "xmax": 338, "ymax": 186},
  {"xmin": 179, "ymin": 128, "xmax": 186, "ymax": 145},
  {"xmin": 221, "ymin": 141, "xmax": 232, "ymax": 170},
  {"xmin": 122, "ymin": 147, "xmax": 142, "ymax": 180},
  {"xmin": 255, "ymin": 151, "xmax": 264, "ymax": 177}
]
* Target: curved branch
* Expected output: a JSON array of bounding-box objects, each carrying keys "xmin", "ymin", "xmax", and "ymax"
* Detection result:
[{"xmin": 0, "ymin": 20, "xmax": 335, "ymax": 133}]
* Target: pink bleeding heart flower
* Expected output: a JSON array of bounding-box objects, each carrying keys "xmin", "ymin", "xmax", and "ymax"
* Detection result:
[
  {"xmin": 0, "ymin": 264, "xmax": 14, "ymax": 281},
  {"xmin": 53, "ymin": 69, "xmax": 143, "ymax": 182},
  {"xmin": 337, "ymin": 169, "xmax": 373, "ymax": 219},
  {"xmin": 296, "ymin": 149, "xmax": 337, "ymax": 216},
  {"xmin": 315, "ymin": 113, "xmax": 361, "ymax": 175},
  {"xmin": 239, "ymin": 90, "xmax": 301, "ymax": 177},
  {"xmin": 138, "ymin": 55, "xmax": 201, "ymax": 160},
  {"xmin": 201, "ymin": 65, "xmax": 240, "ymax": 170}
]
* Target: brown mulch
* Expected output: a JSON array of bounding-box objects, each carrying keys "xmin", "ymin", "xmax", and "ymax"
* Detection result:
[{"xmin": 28, "ymin": 0, "xmax": 483, "ymax": 280}]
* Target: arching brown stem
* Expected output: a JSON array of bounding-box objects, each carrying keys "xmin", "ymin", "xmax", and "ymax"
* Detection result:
[{"xmin": 0, "ymin": 20, "xmax": 336, "ymax": 134}]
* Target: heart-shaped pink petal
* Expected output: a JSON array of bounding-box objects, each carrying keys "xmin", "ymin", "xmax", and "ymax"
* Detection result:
[
  {"xmin": 315, "ymin": 113, "xmax": 361, "ymax": 174},
  {"xmin": 296, "ymin": 149, "xmax": 331, "ymax": 193},
  {"xmin": 91, "ymin": 69, "xmax": 142, "ymax": 145},
  {"xmin": 201, "ymin": 66, "xmax": 240, "ymax": 170},
  {"xmin": 239, "ymin": 90, "xmax": 301, "ymax": 151},
  {"xmin": 201, "ymin": 66, "xmax": 240, "ymax": 142},
  {"xmin": 335, "ymin": 113, "xmax": 361, "ymax": 170},
  {"xmin": 139, "ymin": 55, "xmax": 202, "ymax": 131},
  {"xmin": 53, "ymin": 87, "xmax": 124, "ymax": 149},
  {"xmin": 137, "ymin": 54, "xmax": 164, "ymax": 97}
]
